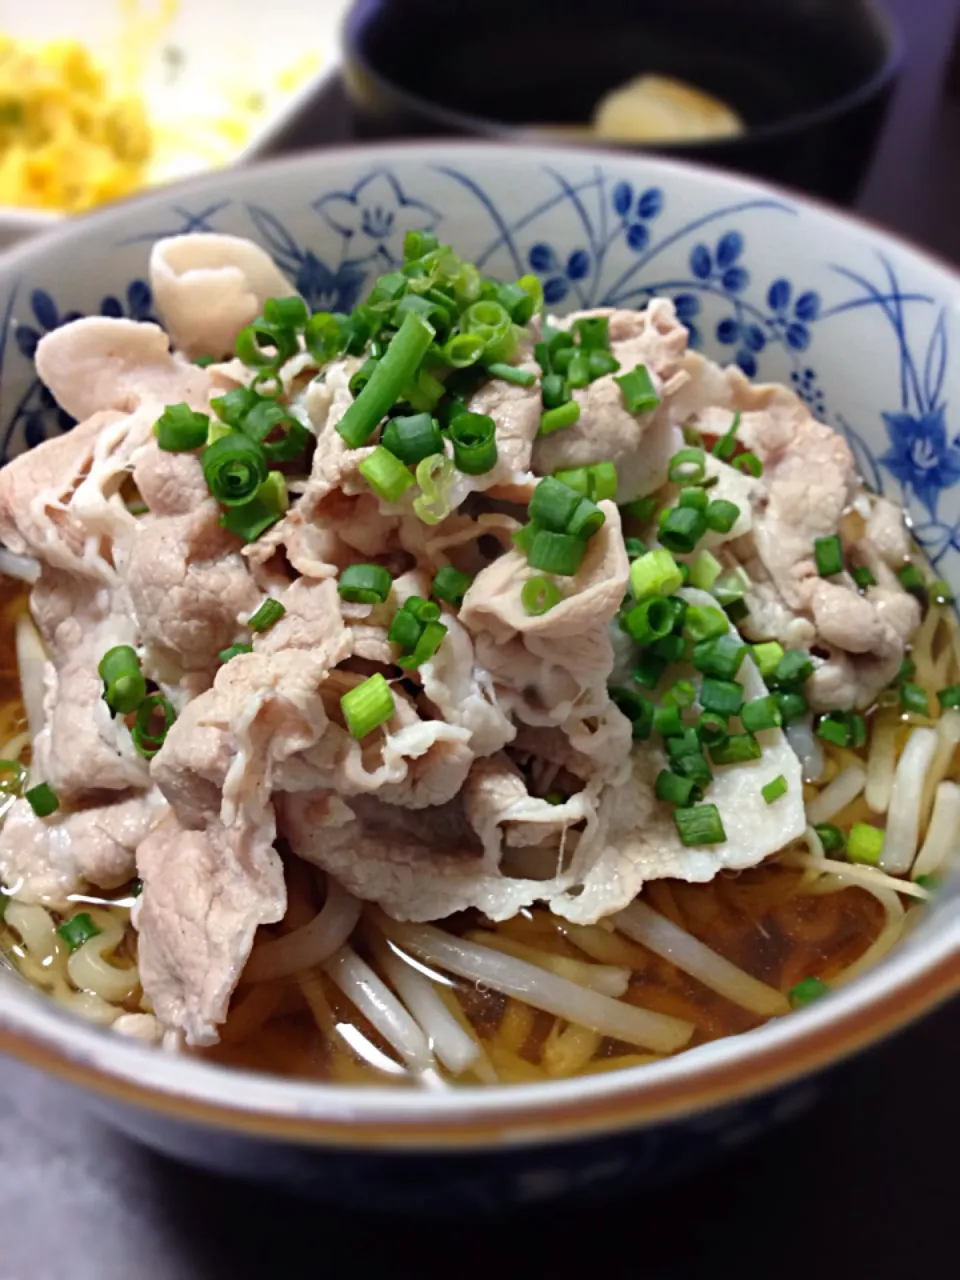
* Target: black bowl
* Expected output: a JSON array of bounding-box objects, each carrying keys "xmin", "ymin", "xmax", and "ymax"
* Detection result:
[{"xmin": 342, "ymin": 0, "xmax": 903, "ymax": 205}]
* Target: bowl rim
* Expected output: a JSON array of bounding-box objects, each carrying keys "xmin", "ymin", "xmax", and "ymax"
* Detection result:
[
  {"xmin": 341, "ymin": 0, "xmax": 903, "ymax": 151},
  {"xmin": 1, "ymin": 139, "xmax": 959, "ymax": 1151}
]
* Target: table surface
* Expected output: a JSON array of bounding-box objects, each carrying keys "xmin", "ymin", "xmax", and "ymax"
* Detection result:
[{"xmin": 3, "ymin": 2, "xmax": 960, "ymax": 1275}]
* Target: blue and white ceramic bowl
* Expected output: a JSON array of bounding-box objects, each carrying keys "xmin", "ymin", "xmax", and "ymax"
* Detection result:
[{"xmin": 1, "ymin": 144, "xmax": 959, "ymax": 1214}]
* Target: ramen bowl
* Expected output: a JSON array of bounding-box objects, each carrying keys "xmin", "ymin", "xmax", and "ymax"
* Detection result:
[{"xmin": 1, "ymin": 143, "xmax": 959, "ymax": 1213}]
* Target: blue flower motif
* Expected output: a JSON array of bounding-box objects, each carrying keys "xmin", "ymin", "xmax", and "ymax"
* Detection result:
[
  {"xmin": 99, "ymin": 279, "xmax": 156, "ymax": 324},
  {"xmin": 294, "ymin": 253, "xmax": 367, "ymax": 313},
  {"xmin": 612, "ymin": 184, "xmax": 663, "ymax": 254},
  {"xmin": 714, "ymin": 316, "xmax": 765, "ymax": 376},
  {"xmin": 880, "ymin": 406, "xmax": 960, "ymax": 517},
  {"xmin": 672, "ymin": 293, "xmax": 701, "ymax": 347},
  {"xmin": 528, "ymin": 244, "xmax": 592, "ymax": 304},
  {"xmin": 689, "ymin": 233, "xmax": 749, "ymax": 294},
  {"xmin": 790, "ymin": 367, "xmax": 826, "ymax": 418},
  {"xmin": 314, "ymin": 170, "xmax": 440, "ymax": 263},
  {"xmin": 766, "ymin": 278, "xmax": 820, "ymax": 351}
]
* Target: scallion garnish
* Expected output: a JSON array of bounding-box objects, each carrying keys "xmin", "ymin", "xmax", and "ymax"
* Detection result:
[
  {"xmin": 448, "ymin": 411, "xmax": 498, "ymax": 474},
  {"xmin": 633, "ymin": 652, "xmax": 667, "ymax": 689},
  {"xmin": 700, "ymin": 677, "xmax": 743, "ymax": 718},
  {"xmin": 541, "ymin": 373, "xmax": 569, "ymax": 410},
  {"xmin": 247, "ymin": 598, "xmax": 286, "ymax": 633},
  {"xmin": 683, "ymin": 605, "xmax": 728, "ymax": 644},
  {"xmin": 733, "ymin": 451, "xmax": 763, "ymax": 477},
  {"xmin": 539, "ymin": 401, "xmax": 581, "ymax": 436},
  {"xmin": 622, "ymin": 596, "xmax": 675, "ymax": 645},
  {"xmin": 336, "ymin": 565, "xmax": 393, "ymax": 606},
  {"xmin": 25, "ymin": 782, "xmax": 58, "ymax": 818},
  {"xmin": 898, "ymin": 562, "xmax": 925, "ymax": 594},
  {"xmin": 900, "ymin": 682, "xmax": 931, "ymax": 717},
  {"xmin": 655, "ymin": 769, "xmax": 699, "ymax": 807},
  {"xmin": 202, "ymin": 432, "xmax": 269, "ymax": 507},
  {"xmin": 219, "ymin": 643, "xmax": 253, "ymax": 663},
  {"xmin": 610, "ymin": 687, "xmax": 654, "ymax": 740},
  {"xmin": 852, "ymin": 566, "xmax": 877, "ymax": 590},
  {"xmin": 937, "ymin": 684, "xmax": 960, "ymax": 709},
  {"xmin": 814, "ymin": 534, "xmax": 844, "ymax": 577},
  {"xmin": 220, "ymin": 471, "xmax": 289, "ymax": 542},
  {"xmin": 529, "ymin": 477, "xmax": 582, "ymax": 533},
  {"xmin": 263, "ymin": 295, "xmax": 309, "ymax": 331},
  {"xmin": 336, "ymin": 311, "xmax": 435, "ymax": 449},
  {"xmin": 814, "ymin": 823, "xmax": 845, "ymax": 853},
  {"xmin": 692, "ymin": 635, "xmax": 748, "ymax": 680},
  {"xmin": 304, "ymin": 311, "xmax": 344, "ymax": 363},
  {"xmin": 521, "ymin": 576, "xmax": 561, "ymax": 616},
  {"xmin": 847, "ymin": 822, "xmax": 884, "ymax": 865},
  {"xmin": 527, "ymin": 530, "xmax": 587, "ymax": 577},
  {"xmin": 97, "ymin": 645, "xmax": 147, "ymax": 717},
  {"xmin": 773, "ymin": 650, "xmax": 814, "ymax": 688},
  {"xmin": 154, "ymin": 403, "xmax": 210, "ymax": 452},
  {"xmin": 398, "ymin": 620, "xmax": 448, "ymax": 669},
  {"xmin": 789, "ymin": 976, "xmax": 829, "ymax": 1008},
  {"xmin": 667, "ymin": 448, "xmax": 707, "ymax": 486},
  {"xmin": 663, "ymin": 679, "xmax": 697, "ymax": 709},
  {"xmin": 709, "ymin": 732, "xmax": 761, "ymax": 765},
  {"xmin": 620, "ymin": 495, "xmax": 658, "ymax": 523},
  {"xmin": 235, "ymin": 317, "xmax": 299, "ymax": 368},
  {"xmin": 689, "ymin": 550, "xmax": 722, "ymax": 591},
  {"xmin": 358, "ymin": 446, "xmax": 416, "ymax": 504},
  {"xmin": 741, "ymin": 695, "xmax": 783, "ymax": 733},
  {"xmin": 678, "ymin": 486, "xmax": 709, "ymax": 513},
  {"xmin": 659, "ymin": 506, "xmax": 707, "ymax": 554},
  {"xmin": 705, "ymin": 499, "xmax": 740, "ymax": 534},
  {"xmin": 571, "ymin": 316, "xmax": 610, "ymax": 350},
  {"xmin": 711, "ymin": 411, "xmax": 741, "ymax": 460},
  {"xmin": 751, "ymin": 641, "xmax": 784, "ymax": 681},
  {"xmin": 587, "ymin": 350, "xmax": 620, "ymax": 379},
  {"xmin": 615, "ymin": 364, "xmax": 660, "ymax": 414},
  {"xmin": 381, "ymin": 413, "xmax": 445, "ymax": 466},
  {"xmin": 698, "ymin": 712, "xmax": 729, "ymax": 746},
  {"xmin": 0, "ymin": 759, "xmax": 25, "ymax": 798},
  {"xmin": 653, "ymin": 704, "xmax": 684, "ymax": 738},
  {"xmin": 774, "ymin": 690, "xmax": 808, "ymax": 724},
  {"xmin": 630, "ymin": 548, "xmax": 682, "ymax": 600},
  {"xmin": 432, "ymin": 565, "xmax": 472, "ymax": 607},
  {"xmin": 131, "ymin": 694, "xmax": 177, "ymax": 759},
  {"xmin": 674, "ymin": 803, "xmax": 726, "ymax": 846},
  {"xmin": 485, "ymin": 362, "xmax": 537, "ymax": 387},
  {"xmin": 341, "ymin": 673, "xmax": 396, "ymax": 739},
  {"xmin": 58, "ymin": 912, "xmax": 102, "ymax": 952}
]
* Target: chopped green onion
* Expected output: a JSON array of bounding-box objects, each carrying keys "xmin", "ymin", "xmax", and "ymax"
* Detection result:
[
  {"xmin": 235, "ymin": 317, "xmax": 298, "ymax": 368},
  {"xmin": 553, "ymin": 466, "xmax": 590, "ymax": 497},
  {"xmin": 724, "ymin": 598, "xmax": 750, "ymax": 625},
  {"xmin": 337, "ymin": 311, "xmax": 435, "ymax": 449},
  {"xmin": 449, "ymin": 412, "xmax": 498, "ymax": 474},
  {"xmin": 847, "ymin": 822, "xmax": 884, "ymax": 865},
  {"xmin": 937, "ymin": 684, "xmax": 960, "ymax": 710},
  {"xmin": 511, "ymin": 522, "xmax": 539, "ymax": 557},
  {"xmin": 359, "ymin": 446, "xmax": 416, "ymax": 504},
  {"xmin": 665, "ymin": 727, "xmax": 701, "ymax": 760},
  {"xmin": 692, "ymin": 635, "xmax": 747, "ymax": 680},
  {"xmin": 131, "ymin": 694, "xmax": 177, "ymax": 759},
  {"xmin": 194, "ymin": 355, "xmax": 216, "ymax": 367},
  {"xmin": 540, "ymin": 373, "xmax": 569, "ymax": 410},
  {"xmin": 486, "ymin": 362, "xmax": 537, "ymax": 387},
  {"xmin": 529, "ymin": 477, "xmax": 582, "ymax": 533},
  {"xmin": 931, "ymin": 579, "xmax": 953, "ymax": 606},
  {"xmin": 653, "ymin": 632, "xmax": 686, "ymax": 663},
  {"xmin": 633, "ymin": 652, "xmax": 667, "ymax": 689},
  {"xmin": 587, "ymin": 350, "xmax": 620, "ymax": 379},
  {"xmin": 751, "ymin": 642, "xmax": 785, "ymax": 681},
  {"xmin": 774, "ymin": 650, "xmax": 814, "ymax": 688},
  {"xmin": 900, "ymin": 682, "xmax": 931, "ymax": 717},
  {"xmin": 304, "ymin": 311, "xmax": 344, "ymax": 363},
  {"xmin": 655, "ymin": 769, "xmax": 699, "ymax": 807},
  {"xmin": 0, "ymin": 759, "xmax": 26, "ymax": 797},
  {"xmin": 774, "ymin": 690, "xmax": 808, "ymax": 725},
  {"xmin": 25, "ymin": 782, "xmax": 58, "ymax": 818},
  {"xmin": 814, "ymin": 823, "xmax": 845, "ymax": 853},
  {"xmin": 441, "ymin": 333, "xmax": 486, "ymax": 369},
  {"xmin": 527, "ymin": 530, "xmax": 587, "ymax": 577},
  {"xmin": 57, "ymin": 912, "xmax": 102, "ymax": 952},
  {"xmin": 567, "ymin": 498, "xmax": 606, "ymax": 540},
  {"xmin": 663, "ymin": 679, "xmax": 697, "ymax": 709},
  {"xmin": 263, "ymin": 295, "xmax": 309, "ymax": 331},
  {"xmin": 654, "ymin": 704, "xmax": 685, "ymax": 738},
  {"xmin": 461, "ymin": 299, "xmax": 516, "ymax": 363},
  {"xmin": 97, "ymin": 645, "xmax": 147, "ymax": 718},
  {"xmin": 338, "ymin": 565, "xmax": 393, "ymax": 605},
  {"xmin": 698, "ymin": 712, "xmax": 729, "ymax": 745},
  {"xmin": 220, "ymin": 471, "xmax": 289, "ymax": 542},
  {"xmin": 521, "ymin": 575, "xmax": 561, "ymax": 616},
  {"xmin": 404, "ymin": 596, "xmax": 441, "ymax": 624},
  {"xmin": 625, "ymin": 537, "xmax": 646, "ymax": 560},
  {"xmin": 615, "ymin": 364, "xmax": 660, "ymax": 414},
  {"xmin": 674, "ymin": 751, "xmax": 713, "ymax": 789},
  {"xmin": 247, "ymin": 598, "xmax": 286, "ymax": 633},
  {"xmin": 154, "ymin": 403, "xmax": 210, "ymax": 452},
  {"xmin": 388, "ymin": 608, "xmax": 423, "ymax": 651},
  {"xmin": 705, "ymin": 499, "xmax": 740, "ymax": 534},
  {"xmin": 914, "ymin": 874, "xmax": 940, "ymax": 891},
  {"xmin": 240, "ymin": 399, "xmax": 311, "ymax": 462},
  {"xmin": 733, "ymin": 451, "xmax": 763, "ymax": 477},
  {"xmin": 741, "ymin": 695, "xmax": 783, "ymax": 733},
  {"xmin": 571, "ymin": 315, "xmax": 610, "ymax": 350},
  {"xmin": 709, "ymin": 732, "xmax": 762, "ymax": 765},
  {"xmin": 610, "ymin": 687, "xmax": 654, "ymax": 740},
  {"xmin": 630, "ymin": 547, "xmax": 682, "ymax": 600},
  {"xmin": 683, "ymin": 605, "xmax": 728, "ymax": 644},
  {"xmin": 413, "ymin": 452, "xmax": 455, "ymax": 525},
  {"xmin": 202, "ymin": 432, "xmax": 268, "ymax": 507},
  {"xmin": 674, "ymin": 803, "xmax": 726, "ymax": 846},
  {"xmin": 404, "ymin": 230, "xmax": 439, "ymax": 261},
  {"xmin": 659, "ymin": 506, "xmax": 707, "ymax": 555},
  {"xmin": 566, "ymin": 353, "xmax": 591, "ymax": 389},
  {"xmin": 211, "ymin": 386, "xmax": 259, "ymax": 429},
  {"xmin": 398, "ymin": 620, "xmax": 448, "ymax": 669},
  {"xmin": 588, "ymin": 462, "xmax": 618, "ymax": 501},
  {"xmin": 667, "ymin": 449, "xmax": 707, "ymax": 486},
  {"xmin": 689, "ymin": 550, "xmax": 722, "ymax": 592},
  {"xmin": 552, "ymin": 347, "xmax": 575, "ymax": 375},
  {"xmin": 341, "ymin": 673, "xmax": 396, "ymax": 739},
  {"xmin": 700, "ymin": 677, "xmax": 743, "ymax": 717},
  {"xmin": 623, "ymin": 596, "xmax": 675, "ymax": 645},
  {"xmin": 816, "ymin": 712, "xmax": 851, "ymax": 748},
  {"xmin": 544, "ymin": 791, "xmax": 565, "ymax": 806},
  {"xmin": 898, "ymin": 563, "xmax": 925, "ymax": 594},
  {"xmin": 711, "ymin": 411, "xmax": 741, "ymax": 460},
  {"xmin": 539, "ymin": 401, "xmax": 581, "ymax": 436},
  {"xmin": 814, "ymin": 534, "xmax": 844, "ymax": 577},
  {"xmin": 678, "ymin": 486, "xmax": 708, "ymax": 513},
  {"xmin": 432, "ymin": 566, "xmax": 472, "ymax": 607},
  {"xmin": 852, "ymin": 566, "xmax": 877, "ymax": 590},
  {"xmin": 789, "ymin": 977, "xmax": 829, "ymax": 1008},
  {"xmin": 712, "ymin": 566, "xmax": 751, "ymax": 608},
  {"xmin": 899, "ymin": 657, "xmax": 917, "ymax": 682},
  {"xmin": 219, "ymin": 643, "xmax": 252, "ymax": 663},
  {"xmin": 621, "ymin": 495, "xmax": 658, "ymax": 523},
  {"xmin": 381, "ymin": 413, "xmax": 444, "ymax": 466}
]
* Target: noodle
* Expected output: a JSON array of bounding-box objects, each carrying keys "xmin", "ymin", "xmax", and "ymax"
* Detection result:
[
  {"xmin": 66, "ymin": 907, "xmax": 138, "ymax": 1003},
  {"xmin": 806, "ymin": 877, "xmax": 906, "ymax": 986},
  {"xmin": 376, "ymin": 914, "xmax": 694, "ymax": 1054},
  {"xmin": 244, "ymin": 877, "xmax": 361, "ymax": 982},
  {"xmin": 541, "ymin": 1021, "xmax": 602, "ymax": 1078},
  {"xmin": 614, "ymin": 901, "xmax": 789, "ymax": 1017},
  {"xmin": 865, "ymin": 712, "xmax": 899, "ymax": 815},
  {"xmin": 919, "ymin": 708, "xmax": 960, "ymax": 827},
  {"xmin": 785, "ymin": 851, "xmax": 932, "ymax": 901},
  {"xmin": 880, "ymin": 727, "xmax": 938, "ymax": 874},
  {"xmin": 806, "ymin": 765, "xmax": 867, "ymax": 826},
  {"xmin": 462, "ymin": 928, "xmax": 631, "ymax": 997},
  {"xmin": 497, "ymin": 998, "xmax": 536, "ymax": 1054},
  {"xmin": 911, "ymin": 780, "xmax": 960, "ymax": 881}
]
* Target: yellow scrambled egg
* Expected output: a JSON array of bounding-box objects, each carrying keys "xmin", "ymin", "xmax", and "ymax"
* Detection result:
[{"xmin": 0, "ymin": 36, "xmax": 152, "ymax": 212}]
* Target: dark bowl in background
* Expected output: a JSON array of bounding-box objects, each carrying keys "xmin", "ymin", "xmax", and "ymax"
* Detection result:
[{"xmin": 341, "ymin": 0, "xmax": 902, "ymax": 206}]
